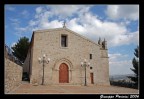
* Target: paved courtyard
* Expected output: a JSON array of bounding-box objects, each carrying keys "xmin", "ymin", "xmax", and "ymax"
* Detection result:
[{"xmin": 7, "ymin": 82, "xmax": 139, "ymax": 94}]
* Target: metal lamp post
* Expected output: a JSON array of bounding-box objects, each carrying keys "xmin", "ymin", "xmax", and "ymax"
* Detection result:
[
  {"xmin": 38, "ymin": 54, "xmax": 50, "ymax": 85},
  {"xmin": 81, "ymin": 59, "xmax": 90, "ymax": 86}
]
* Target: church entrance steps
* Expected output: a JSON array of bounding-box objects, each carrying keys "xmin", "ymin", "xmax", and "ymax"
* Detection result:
[
  {"xmin": 22, "ymin": 81, "xmax": 30, "ymax": 84},
  {"xmin": 50, "ymin": 83, "xmax": 95, "ymax": 86},
  {"xmin": 51, "ymin": 83, "xmax": 81, "ymax": 86}
]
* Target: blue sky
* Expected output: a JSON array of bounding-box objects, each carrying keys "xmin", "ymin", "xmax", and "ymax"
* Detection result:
[{"xmin": 5, "ymin": 5, "xmax": 139, "ymax": 75}]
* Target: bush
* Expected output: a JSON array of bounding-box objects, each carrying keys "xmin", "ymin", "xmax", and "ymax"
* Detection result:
[{"xmin": 110, "ymin": 80, "xmax": 137, "ymax": 89}]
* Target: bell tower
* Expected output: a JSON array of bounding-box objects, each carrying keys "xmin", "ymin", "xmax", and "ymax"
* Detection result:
[{"xmin": 99, "ymin": 38, "xmax": 110, "ymax": 85}]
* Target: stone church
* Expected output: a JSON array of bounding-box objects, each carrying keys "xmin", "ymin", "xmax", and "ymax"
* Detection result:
[{"xmin": 23, "ymin": 25, "xmax": 110, "ymax": 86}]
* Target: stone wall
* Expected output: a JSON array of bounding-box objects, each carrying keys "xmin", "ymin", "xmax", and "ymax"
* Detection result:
[{"xmin": 5, "ymin": 58, "xmax": 22, "ymax": 93}]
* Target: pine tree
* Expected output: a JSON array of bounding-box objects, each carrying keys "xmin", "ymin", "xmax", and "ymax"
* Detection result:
[
  {"xmin": 128, "ymin": 46, "xmax": 139, "ymax": 89},
  {"xmin": 11, "ymin": 36, "xmax": 30, "ymax": 63}
]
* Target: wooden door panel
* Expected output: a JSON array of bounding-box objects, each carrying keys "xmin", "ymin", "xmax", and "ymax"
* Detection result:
[
  {"xmin": 59, "ymin": 63, "xmax": 69, "ymax": 83},
  {"xmin": 90, "ymin": 73, "xmax": 94, "ymax": 84}
]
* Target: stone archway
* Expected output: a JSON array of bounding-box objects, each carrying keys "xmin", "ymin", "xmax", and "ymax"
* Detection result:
[
  {"xmin": 53, "ymin": 58, "xmax": 73, "ymax": 84},
  {"xmin": 59, "ymin": 63, "xmax": 69, "ymax": 83}
]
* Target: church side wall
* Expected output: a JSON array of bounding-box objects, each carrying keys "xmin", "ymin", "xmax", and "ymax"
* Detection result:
[
  {"xmin": 23, "ymin": 33, "xmax": 34, "ymax": 80},
  {"xmin": 23, "ymin": 49, "xmax": 30, "ymax": 73}
]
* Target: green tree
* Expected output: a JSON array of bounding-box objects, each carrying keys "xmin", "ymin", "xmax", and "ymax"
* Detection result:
[
  {"xmin": 11, "ymin": 36, "xmax": 30, "ymax": 63},
  {"xmin": 128, "ymin": 46, "xmax": 139, "ymax": 89}
]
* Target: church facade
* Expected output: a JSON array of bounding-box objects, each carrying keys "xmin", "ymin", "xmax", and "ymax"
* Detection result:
[{"xmin": 23, "ymin": 27, "xmax": 110, "ymax": 86}]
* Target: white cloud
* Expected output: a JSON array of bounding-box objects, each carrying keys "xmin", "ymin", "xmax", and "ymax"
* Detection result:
[
  {"xmin": 15, "ymin": 27, "xmax": 28, "ymax": 32},
  {"xmin": 68, "ymin": 12, "xmax": 138, "ymax": 47},
  {"xmin": 21, "ymin": 10, "xmax": 29, "ymax": 18},
  {"xmin": 9, "ymin": 18, "xmax": 20, "ymax": 23},
  {"xmin": 13, "ymin": 5, "xmax": 138, "ymax": 47},
  {"xmin": 108, "ymin": 53, "xmax": 128, "ymax": 62},
  {"xmin": 47, "ymin": 5, "xmax": 92, "ymax": 19},
  {"xmin": 29, "ymin": 20, "xmax": 37, "ymax": 26},
  {"xmin": 68, "ymin": 18, "xmax": 87, "ymax": 34},
  {"xmin": 106, "ymin": 5, "xmax": 139, "ymax": 21},
  {"xmin": 109, "ymin": 60, "xmax": 131, "ymax": 66},
  {"xmin": 10, "ymin": 42, "xmax": 17, "ymax": 48},
  {"xmin": 108, "ymin": 53, "xmax": 133, "ymax": 75},
  {"xmin": 36, "ymin": 6, "xmax": 43, "ymax": 14},
  {"xmin": 109, "ymin": 30, "xmax": 139, "ymax": 47},
  {"xmin": 39, "ymin": 20, "xmax": 63, "ymax": 29},
  {"xmin": 5, "ymin": 5, "xmax": 15, "ymax": 11},
  {"xmin": 67, "ymin": 12, "xmax": 130, "ymax": 47},
  {"xmin": 9, "ymin": 18, "xmax": 30, "ymax": 37},
  {"xmin": 109, "ymin": 60, "xmax": 133, "ymax": 75},
  {"xmin": 14, "ymin": 26, "xmax": 30, "ymax": 37},
  {"xmin": 9, "ymin": 18, "xmax": 20, "ymax": 27}
]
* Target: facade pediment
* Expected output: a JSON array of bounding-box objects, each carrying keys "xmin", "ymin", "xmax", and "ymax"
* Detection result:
[{"xmin": 34, "ymin": 27, "xmax": 100, "ymax": 47}]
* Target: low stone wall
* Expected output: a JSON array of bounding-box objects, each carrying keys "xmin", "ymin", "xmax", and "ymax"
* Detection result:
[{"xmin": 5, "ymin": 58, "xmax": 22, "ymax": 93}]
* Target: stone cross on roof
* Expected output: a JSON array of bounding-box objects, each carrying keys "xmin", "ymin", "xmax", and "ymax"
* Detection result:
[{"xmin": 63, "ymin": 21, "xmax": 66, "ymax": 28}]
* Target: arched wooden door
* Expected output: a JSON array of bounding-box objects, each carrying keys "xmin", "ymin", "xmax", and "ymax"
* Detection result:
[{"xmin": 59, "ymin": 63, "xmax": 69, "ymax": 83}]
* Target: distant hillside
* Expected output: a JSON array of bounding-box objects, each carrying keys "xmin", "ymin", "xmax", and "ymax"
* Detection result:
[{"xmin": 110, "ymin": 74, "xmax": 135, "ymax": 81}]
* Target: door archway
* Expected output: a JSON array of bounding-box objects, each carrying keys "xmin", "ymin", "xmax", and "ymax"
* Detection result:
[{"xmin": 59, "ymin": 63, "xmax": 69, "ymax": 83}]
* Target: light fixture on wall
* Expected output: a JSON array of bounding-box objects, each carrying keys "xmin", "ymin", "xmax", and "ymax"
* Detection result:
[
  {"xmin": 38, "ymin": 54, "xmax": 50, "ymax": 85},
  {"xmin": 81, "ymin": 59, "xmax": 90, "ymax": 86}
]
